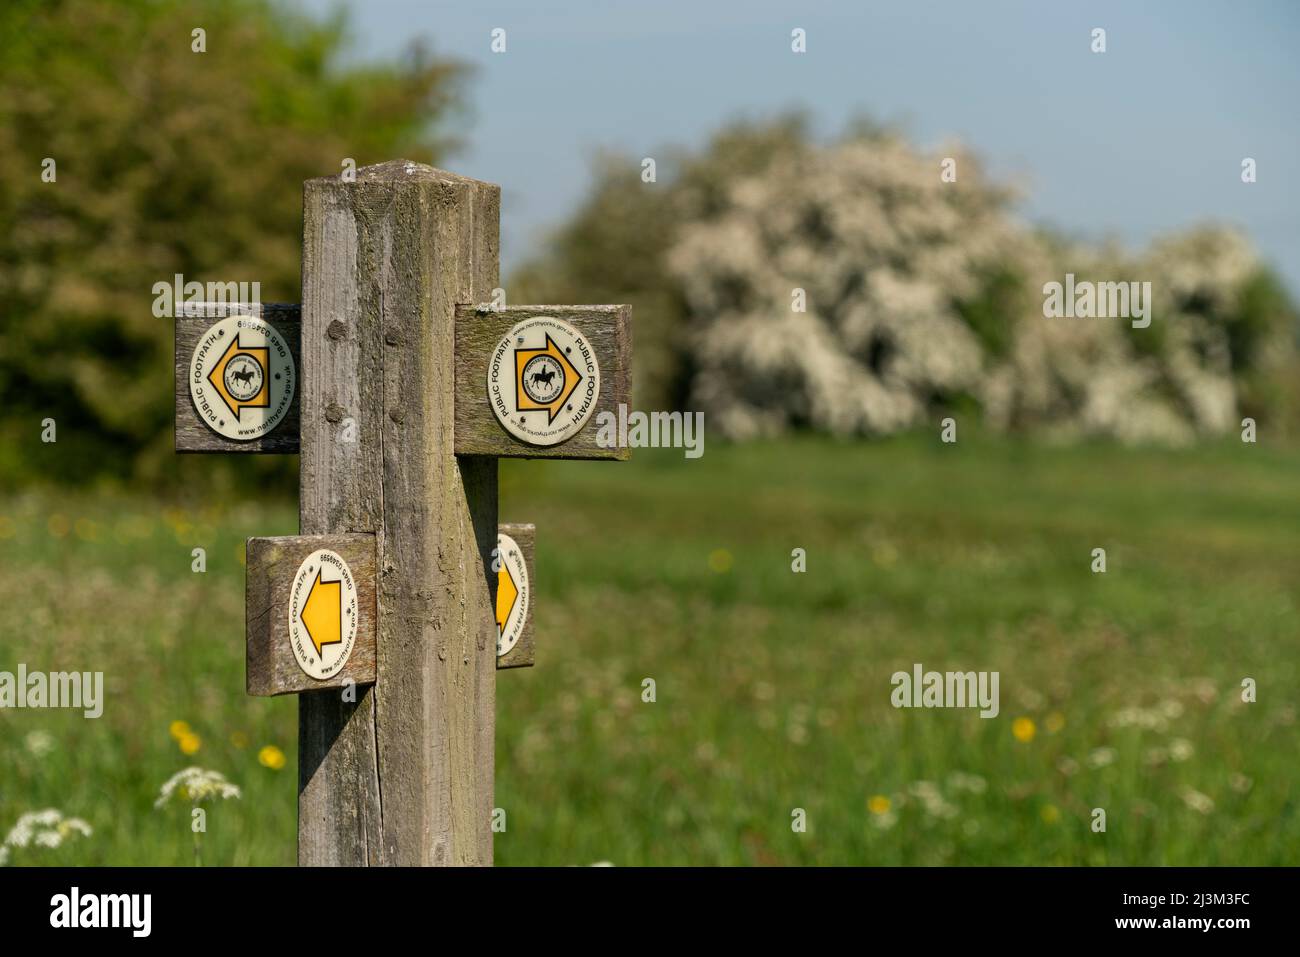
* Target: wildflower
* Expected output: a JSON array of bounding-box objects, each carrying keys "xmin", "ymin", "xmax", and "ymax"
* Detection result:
[
  {"xmin": 2, "ymin": 809, "xmax": 92, "ymax": 861},
  {"xmin": 1040, "ymin": 804, "xmax": 1060, "ymax": 824},
  {"xmin": 1144, "ymin": 747, "xmax": 1168, "ymax": 767},
  {"xmin": 178, "ymin": 732, "xmax": 201, "ymax": 755},
  {"xmin": 1169, "ymin": 738, "xmax": 1194, "ymax": 762},
  {"xmin": 258, "ymin": 745, "xmax": 286, "ymax": 770},
  {"xmin": 169, "ymin": 720, "xmax": 192, "ymax": 740},
  {"xmin": 867, "ymin": 795, "xmax": 892, "ymax": 815},
  {"xmin": 1044, "ymin": 711, "xmax": 1066, "ymax": 733},
  {"xmin": 871, "ymin": 811, "xmax": 898, "ymax": 830},
  {"xmin": 24, "ymin": 730, "xmax": 55, "ymax": 757},
  {"xmin": 1087, "ymin": 747, "xmax": 1117, "ymax": 769},
  {"xmin": 154, "ymin": 768, "xmax": 241, "ymax": 809},
  {"xmin": 1012, "ymin": 717, "xmax": 1036, "ymax": 743},
  {"xmin": 708, "ymin": 548, "xmax": 733, "ymax": 573},
  {"xmin": 1229, "ymin": 774, "xmax": 1252, "ymax": 794},
  {"xmin": 1056, "ymin": 756, "xmax": 1079, "ymax": 776},
  {"xmin": 1182, "ymin": 789, "xmax": 1214, "ymax": 814},
  {"xmin": 947, "ymin": 772, "xmax": 987, "ymax": 794}
]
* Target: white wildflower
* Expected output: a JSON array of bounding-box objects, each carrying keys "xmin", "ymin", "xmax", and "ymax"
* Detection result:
[
  {"xmin": 1182, "ymin": 789, "xmax": 1215, "ymax": 815},
  {"xmin": 154, "ymin": 767, "xmax": 241, "ymax": 809},
  {"xmin": 2, "ymin": 809, "xmax": 93, "ymax": 860},
  {"xmin": 24, "ymin": 731, "xmax": 55, "ymax": 757},
  {"xmin": 1087, "ymin": 747, "xmax": 1117, "ymax": 769},
  {"xmin": 1169, "ymin": 738, "xmax": 1194, "ymax": 762}
]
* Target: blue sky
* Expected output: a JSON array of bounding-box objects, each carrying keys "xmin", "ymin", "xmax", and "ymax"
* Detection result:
[{"xmin": 298, "ymin": 0, "xmax": 1300, "ymax": 291}]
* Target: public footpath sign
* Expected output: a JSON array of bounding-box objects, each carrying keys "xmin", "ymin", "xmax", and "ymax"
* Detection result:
[{"xmin": 172, "ymin": 161, "xmax": 631, "ymax": 865}]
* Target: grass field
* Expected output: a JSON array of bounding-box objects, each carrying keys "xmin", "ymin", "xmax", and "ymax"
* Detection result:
[{"xmin": 1, "ymin": 433, "xmax": 1297, "ymax": 865}]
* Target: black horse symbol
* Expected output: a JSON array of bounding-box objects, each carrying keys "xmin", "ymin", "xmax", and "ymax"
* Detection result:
[
  {"xmin": 231, "ymin": 365, "xmax": 257, "ymax": 387},
  {"xmin": 530, "ymin": 367, "xmax": 557, "ymax": 389}
]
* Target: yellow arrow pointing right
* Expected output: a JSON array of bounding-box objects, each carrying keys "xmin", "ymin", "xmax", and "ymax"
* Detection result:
[{"xmin": 496, "ymin": 560, "xmax": 518, "ymax": 636}]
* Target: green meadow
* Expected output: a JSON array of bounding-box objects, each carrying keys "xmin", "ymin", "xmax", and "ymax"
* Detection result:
[{"xmin": 1, "ymin": 433, "xmax": 1297, "ymax": 865}]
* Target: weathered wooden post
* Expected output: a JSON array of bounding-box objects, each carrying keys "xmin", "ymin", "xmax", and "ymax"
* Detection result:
[
  {"xmin": 175, "ymin": 159, "xmax": 630, "ymax": 866},
  {"xmin": 293, "ymin": 160, "xmax": 499, "ymax": 865}
]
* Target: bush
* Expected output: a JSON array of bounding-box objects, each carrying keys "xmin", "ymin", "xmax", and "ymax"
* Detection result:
[{"xmin": 0, "ymin": 0, "xmax": 465, "ymax": 488}]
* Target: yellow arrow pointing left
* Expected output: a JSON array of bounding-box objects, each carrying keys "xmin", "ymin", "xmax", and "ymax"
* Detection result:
[{"xmin": 300, "ymin": 571, "xmax": 342, "ymax": 655}]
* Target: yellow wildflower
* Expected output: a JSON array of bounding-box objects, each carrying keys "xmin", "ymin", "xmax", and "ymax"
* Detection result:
[
  {"xmin": 258, "ymin": 745, "xmax": 286, "ymax": 770},
  {"xmin": 1012, "ymin": 717, "xmax": 1036, "ymax": 743}
]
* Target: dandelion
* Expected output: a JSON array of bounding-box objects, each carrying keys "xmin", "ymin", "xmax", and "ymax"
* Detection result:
[
  {"xmin": 1040, "ymin": 804, "xmax": 1060, "ymax": 824},
  {"xmin": 169, "ymin": 720, "xmax": 191, "ymax": 740},
  {"xmin": 1182, "ymin": 789, "xmax": 1214, "ymax": 815},
  {"xmin": 867, "ymin": 795, "xmax": 892, "ymax": 815},
  {"xmin": 2, "ymin": 809, "xmax": 92, "ymax": 864},
  {"xmin": 707, "ymin": 548, "xmax": 733, "ymax": 573},
  {"xmin": 1012, "ymin": 717, "xmax": 1036, "ymax": 743},
  {"xmin": 1087, "ymin": 747, "xmax": 1117, "ymax": 769},
  {"xmin": 24, "ymin": 730, "xmax": 55, "ymax": 757},
  {"xmin": 258, "ymin": 745, "xmax": 286, "ymax": 770},
  {"xmin": 178, "ymin": 732, "xmax": 201, "ymax": 755}
]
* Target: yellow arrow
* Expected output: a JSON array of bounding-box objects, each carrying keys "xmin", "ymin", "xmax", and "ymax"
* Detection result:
[
  {"xmin": 301, "ymin": 571, "xmax": 342, "ymax": 656},
  {"xmin": 515, "ymin": 334, "xmax": 583, "ymax": 424},
  {"xmin": 496, "ymin": 560, "xmax": 518, "ymax": 635},
  {"xmin": 207, "ymin": 334, "xmax": 269, "ymax": 419}
]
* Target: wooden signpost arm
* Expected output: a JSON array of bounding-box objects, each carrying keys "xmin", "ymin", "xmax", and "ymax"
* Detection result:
[{"xmin": 298, "ymin": 160, "xmax": 501, "ymax": 866}]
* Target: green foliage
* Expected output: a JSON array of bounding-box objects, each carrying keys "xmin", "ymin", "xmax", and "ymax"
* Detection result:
[{"xmin": 0, "ymin": 0, "xmax": 465, "ymax": 488}]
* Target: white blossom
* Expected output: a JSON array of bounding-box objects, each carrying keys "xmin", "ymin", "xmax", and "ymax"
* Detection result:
[{"xmin": 154, "ymin": 767, "xmax": 241, "ymax": 808}]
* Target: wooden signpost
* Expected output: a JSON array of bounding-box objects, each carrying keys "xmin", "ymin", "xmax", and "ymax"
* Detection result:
[{"xmin": 173, "ymin": 160, "xmax": 630, "ymax": 865}]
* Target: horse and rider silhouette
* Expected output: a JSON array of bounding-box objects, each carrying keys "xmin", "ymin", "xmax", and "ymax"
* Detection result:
[
  {"xmin": 529, "ymin": 366, "xmax": 558, "ymax": 389},
  {"xmin": 231, "ymin": 364, "xmax": 257, "ymax": 387}
]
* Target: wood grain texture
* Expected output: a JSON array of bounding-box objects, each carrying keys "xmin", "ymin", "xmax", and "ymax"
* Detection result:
[
  {"xmin": 454, "ymin": 304, "xmax": 632, "ymax": 459},
  {"xmin": 300, "ymin": 160, "xmax": 500, "ymax": 867},
  {"xmin": 496, "ymin": 523, "xmax": 535, "ymax": 670},
  {"xmin": 298, "ymin": 169, "xmax": 383, "ymax": 866},
  {"xmin": 245, "ymin": 534, "xmax": 377, "ymax": 697},
  {"xmin": 174, "ymin": 303, "xmax": 301, "ymax": 453}
]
